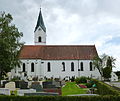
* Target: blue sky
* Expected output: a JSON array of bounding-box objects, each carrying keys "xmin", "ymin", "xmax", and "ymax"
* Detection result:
[{"xmin": 0, "ymin": 0, "xmax": 120, "ymax": 71}]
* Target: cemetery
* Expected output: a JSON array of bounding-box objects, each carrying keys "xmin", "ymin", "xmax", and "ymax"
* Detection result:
[
  {"xmin": 0, "ymin": 76, "xmax": 120, "ymax": 97},
  {"xmin": 0, "ymin": 77, "xmax": 65, "ymax": 96},
  {"xmin": 1, "ymin": 77, "xmax": 120, "ymax": 101}
]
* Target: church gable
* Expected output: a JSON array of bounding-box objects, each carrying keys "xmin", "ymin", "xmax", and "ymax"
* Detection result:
[{"xmin": 19, "ymin": 45, "xmax": 98, "ymax": 60}]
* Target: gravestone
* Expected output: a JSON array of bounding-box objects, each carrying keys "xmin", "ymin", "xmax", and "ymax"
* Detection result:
[
  {"xmin": 43, "ymin": 81, "xmax": 52, "ymax": 85},
  {"xmin": 0, "ymin": 88, "xmax": 10, "ymax": 95},
  {"xmin": 15, "ymin": 81, "xmax": 20, "ymax": 88},
  {"xmin": 52, "ymin": 81, "xmax": 61, "ymax": 87},
  {"xmin": 5, "ymin": 82, "xmax": 16, "ymax": 91},
  {"xmin": 31, "ymin": 82, "xmax": 43, "ymax": 92},
  {"xmin": 17, "ymin": 89, "xmax": 36, "ymax": 96},
  {"xmin": 43, "ymin": 81, "xmax": 55, "ymax": 88},
  {"xmin": 15, "ymin": 81, "xmax": 28, "ymax": 89},
  {"xmin": 20, "ymin": 81, "xmax": 28, "ymax": 89}
]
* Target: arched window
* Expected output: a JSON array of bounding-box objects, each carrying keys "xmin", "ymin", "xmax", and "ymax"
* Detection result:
[
  {"xmin": 23, "ymin": 63, "xmax": 25, "ymax": 72},
  {"xmin": 71, "ymin": 62, "xmax": 74, "ymax": 71},
  {"xmin": 90, "ymin": 62, "xmax": 93, "ymax": 71},
  {"xmin": 80, "ymin": 62, "xmax": 83, "ymax": 71},
  {"xmin": 31, "ymin": 63, "xmax": 34, "ymax": 72},
  {"xmin": 38, "ymin": 36, "xmax": 41, "ymax": 42},
  {"xmin": 62, "ymin": 62, "xmax": 65, "ymax": 71},
  {"xmin": 47, "ymin": 62, "xmax": 51, "ymax": 72}
]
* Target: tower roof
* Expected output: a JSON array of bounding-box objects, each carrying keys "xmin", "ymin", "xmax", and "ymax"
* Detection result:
[{"xmin": 34, "ymin": 9, "xmax": 46, "ymax": 32}]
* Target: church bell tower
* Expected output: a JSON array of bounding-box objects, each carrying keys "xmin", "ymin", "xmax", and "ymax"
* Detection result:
[{"xmin": 34, "ymin": 8, "xmax": 46, "ymax": 45}]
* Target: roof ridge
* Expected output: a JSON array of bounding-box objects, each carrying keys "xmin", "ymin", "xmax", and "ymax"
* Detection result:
[{"xmin": 23, "ymin": 45, "xmax": 95, "ymax": 47}]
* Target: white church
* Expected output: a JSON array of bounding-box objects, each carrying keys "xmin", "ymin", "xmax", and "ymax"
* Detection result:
[{"xmin": 11, "ymin": 9, "xmax": 102, "ymax": 80}]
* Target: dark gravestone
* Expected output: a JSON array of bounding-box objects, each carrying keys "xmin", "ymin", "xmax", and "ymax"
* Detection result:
[
  {"xmin": 31, "ymin": 83, "xmax": 43, "ymax": 92},
  {"xmin": 3, "ymin": 81, "xmax": 9, "ymax": 87},
  {"xmin": 20, "ymin": 81, "xmax": 28, "ymax": 89},
  {"xmin": 15, "ymin": 81, "xmax": 20, "ymax": 88},
  {"xmin": 43, "ymin": 81, "xmax": 55, "ymax": 88},
  {"xmin": 15, "ymin": 81, "xmax": 28, "ymax": 89},
  {"xmin": 43, "ymin": 81, "xmax": 52, "ymax": 85}
]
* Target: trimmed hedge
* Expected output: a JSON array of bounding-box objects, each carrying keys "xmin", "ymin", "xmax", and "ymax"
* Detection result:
[
  {"xmin": 95, "ymin": 80, "xmax": 120, "ymax": 95},
  {"xmin": 0, "ymin": 96, "xmax": 120, "ymax": 101}
]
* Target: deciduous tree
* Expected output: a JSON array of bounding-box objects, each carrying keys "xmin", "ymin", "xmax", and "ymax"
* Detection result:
[
  {"xmin": 93, "ymin": 54, "xmax": 116, "ymax": 81},
  {"xmin": 0, "ymin": 12, "xmax": 23, "ymax": 79}
]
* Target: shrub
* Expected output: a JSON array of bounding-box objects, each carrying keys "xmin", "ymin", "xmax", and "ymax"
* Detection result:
[
  {"xmin": 54, "ymin": 78, "xmax": 60, "ymax": 81},
  {"xmin": 85, "ymin": 82, "xmax": 93, "ymax": 88},
  {"xmin": 32, "ymin": 77, "xmax": 38, "ymax": 81},
  {"xmin": 94, "ymin": 80, "xmax": 120, "ymax": 95},
  {"xmin": 70, "ymin": 76, "xmax": 75, "ymax": 82},
  {"xmin": 0, "ymin": 95, "xmax": 120, "ymax": 101},
  {"xmin": 10, "ymin": 76, "xmax": 20, "ymax": 81},
  {"xmin": 85, "ymin": 79, "xmax": 96, "ymax": 88},
  {"xmin": 75, "ymin": 77, "xmax": 87, "ymax": 84}
]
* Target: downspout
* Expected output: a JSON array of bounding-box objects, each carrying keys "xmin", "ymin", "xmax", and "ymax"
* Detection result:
[{"xmin": 78, "ymin": 60, "xmax": 80, "ymax": 77}]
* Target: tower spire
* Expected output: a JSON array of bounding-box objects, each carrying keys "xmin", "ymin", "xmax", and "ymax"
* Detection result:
[
  {"xmin": 34, "ymin": 8, "xmax": 46, "ymax": 32},
  {"xmin": 34, "ymin": 8, "xmax": 46, "ymax": 45}
]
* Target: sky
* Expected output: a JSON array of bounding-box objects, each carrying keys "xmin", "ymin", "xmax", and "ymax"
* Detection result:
[{"xmin": 0, "ymin": 0, "xmax": 120, "ymax": 71}]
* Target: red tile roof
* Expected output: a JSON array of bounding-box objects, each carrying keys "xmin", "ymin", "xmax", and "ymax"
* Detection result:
[{"xmin": 19, "ymin": 45, "xmax": 98, "ymax": 60}]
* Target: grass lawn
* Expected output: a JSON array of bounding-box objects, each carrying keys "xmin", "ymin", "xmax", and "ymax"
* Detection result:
[{"xmin": 62, "ymin": 82, "xmax": 88, "ymax": 96}]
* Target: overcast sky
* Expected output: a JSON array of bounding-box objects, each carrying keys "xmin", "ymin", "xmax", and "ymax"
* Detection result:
[{"xmin": 0, "ymin": 0, "xmax": 120, "ymax": 71}]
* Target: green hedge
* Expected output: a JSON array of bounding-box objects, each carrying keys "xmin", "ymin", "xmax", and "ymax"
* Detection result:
[
  {"xmin": 0, "ymin": 96, "xmax": 120, "ymax": 101},
  {"xmin": 95, "ymin": 80, "xmax": 120, "ymax": 95},
  {"xmin": 75, "ymin": 76, "xmax": 87, "ymax": 84}
]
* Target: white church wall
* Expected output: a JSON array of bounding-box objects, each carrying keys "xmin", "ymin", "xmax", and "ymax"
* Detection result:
[
  {"xmin": 12, "ymin": 59, "xmax": 101, "ymax": 80},
  {"xmin": 43, "ymin": 60, "xmax": 78, "ymax": 79},
  {"xmin": 78, "ymin": 60, "xmax": 100, "ymax": 79},
  {"xmin": 42, "ymin": 60, "xmax": 101, "ymax": 79},
  {"xmin": 13, "ymin": 59, "xmax": 43, "ymax": 79}
]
